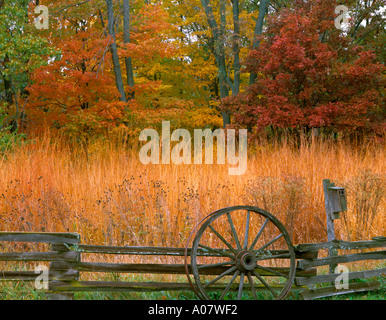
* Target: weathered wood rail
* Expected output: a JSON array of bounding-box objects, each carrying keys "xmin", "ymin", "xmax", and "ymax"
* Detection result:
[
  {"xmin": 294, "ymin": 237, "xmax": 386, "ymax": 300},
  {"xmin": 0, "ymin": 232, "xmax": 81, "ymax": 300},
  {"xmin": 0, "ymin": 231, "xmax": 315, "ymax": 299},
  {"xmin": 0, "ymin": 231, "xmax": 385, "ymax": 300}
]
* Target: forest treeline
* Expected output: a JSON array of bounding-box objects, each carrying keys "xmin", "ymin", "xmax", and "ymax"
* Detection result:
[{"xmin": 0, "ymin": 0, "xmax": 384, "ymax": 142}]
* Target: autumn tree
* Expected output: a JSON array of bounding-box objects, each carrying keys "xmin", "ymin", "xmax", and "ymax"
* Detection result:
[
  {"xmin": 345, "ymin": 0, "xmax": 385, "ymax": 63},
  {"xmin": 249, "ymin": 0, "xmax": 270, "ymax": 85},
  {"xmin": 0, "ymin": 0, "xmax": 57, "ymax": 130},
  {"xmin": 162, "ymin": 0, "xmax": 267, "ymax": 128},
  {"xmin": 161, "ymin": 0, "xmax": 223, "ymax": 128},
  {"xmin": 26, "ymin": 0, "xmax": 185, "ymax": 137},
  {"xmin": 21, "ymin": 0, "xmax": 384, "ymax": 140},
  {"xmin": 221, "ymin": 0, "xmax": 385, "ymax": 137},
  {"xmin": 105, "ymin": 0, "xmax": 126, "ymax": 103},
  {"xmin": 123, "ymin": 0, "xmax": 135, "ymax": 99},
  {"xmin": 199, "ymin": 0, "xmax": 243, "ymax": 127}
]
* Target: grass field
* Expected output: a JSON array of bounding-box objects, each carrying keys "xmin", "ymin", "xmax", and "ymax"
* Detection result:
[
  {"xmin": 0, "ymin": 274, "xmax": 385, "ymax": 300},
  {"xmin": 0, "ymin": 134, "xmax": 385, "ymax": 299}
]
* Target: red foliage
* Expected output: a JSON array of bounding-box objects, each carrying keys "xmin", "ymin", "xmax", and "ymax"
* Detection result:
[{"xmin": 221, "ymin": 0, "xmax": 385, "ymax": 136}]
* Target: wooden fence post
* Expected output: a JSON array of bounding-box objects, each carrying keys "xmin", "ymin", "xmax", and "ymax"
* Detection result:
[
  {"xmin": 323, "ymin": 179, "xmax": 338, "ymax": 274},
  {"xmin": 48, "ymin": 237, "xmax": 81, "ymax": 300},
  {"xmin": 323, "ymin": 179, "xmax": 348, "ymax": 275}
]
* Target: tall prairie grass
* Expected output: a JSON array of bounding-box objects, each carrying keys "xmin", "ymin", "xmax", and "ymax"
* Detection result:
[{"xmin": 0, "ymin": 134, "xmax": 384, "ymax": 250}]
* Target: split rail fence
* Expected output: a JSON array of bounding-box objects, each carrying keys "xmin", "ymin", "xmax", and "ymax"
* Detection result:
[
  {"xmin": 295, "ymin": 237, "xmax": 386, "ymax": 299},
  {"xmin": 0, "ymin": 231, "xmax": 385, "ymax": 300}
]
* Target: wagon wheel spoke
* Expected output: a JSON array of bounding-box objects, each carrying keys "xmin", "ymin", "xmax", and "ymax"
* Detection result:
[
  {"xmin": 237, "ymin": 272, "xmax": 245, "ymax": 300},
  {"xmin": 242, "ymin": 210, "xmax": 250, "ymax": 250},
  {"xmin": 255, "ymin": 233, "xmax": 284, "ymax": 252},
  {"xmin": 208, "ymin": 225, "xmax": 238, "ymax": 255},
  {"xmin": 254, "ymin": 264, "xmax": 289, "ymax": 279},
  {"xmin": 219, "ymin": 270, "xmax": 240, "ymax": 300},
  {"xmin": 247, "ymin": 271, "xmax": 258, "ymax": 300},
  {"xmin": 252, "ymin": 270, "xmax": 278, "ymax": 299},
  {"xmin": 249, "ymin": 218, "xmax": 269, "ymax": 251},
  {"xmin": 226, "ymin": 212, "xmax": 242, "ymax": 250},
  {"xmin": 203, "ymin": 266, "xmax": 238, "ymax": 288}
]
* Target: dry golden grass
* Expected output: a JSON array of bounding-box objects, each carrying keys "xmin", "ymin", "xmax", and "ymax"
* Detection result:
[{"xmin": 0, "ymin": 134, "xmax": 385, "ymax": 250}]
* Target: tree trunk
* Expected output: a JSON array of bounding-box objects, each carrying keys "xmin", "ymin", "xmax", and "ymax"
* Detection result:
[
  {"xmin": 249, "ymin": 0, "xmax": 270, "ymax": 86},
  {"xmin": 218, "ymin": 0, "xmax": 230, "ymax": 127},
  {"xmin": 232, "ymin": 0, "xmax": 240, "ymax": 96},
  {"xmin": 3, "ymin": 76, "xmax": 13, "ymax": 105},
  {"xmin": 123, "ymin": 0, "xmax": 135, "ymax": 101},
  {"xmin": 105, "ymin": 0, "xmax": 127, "ymax": 103},
  {"xmin": 200, "ymin": 0, "xmax": 231, "ymax": 127}
]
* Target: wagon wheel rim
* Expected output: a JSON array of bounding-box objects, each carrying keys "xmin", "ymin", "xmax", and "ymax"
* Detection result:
[
  {"xmin": 188, "ymin": 206, "xmax": 296, "ymax": 300},
  {"xmin": 184, "ymin": 210, "xmax": 214, "ymax": 300}
]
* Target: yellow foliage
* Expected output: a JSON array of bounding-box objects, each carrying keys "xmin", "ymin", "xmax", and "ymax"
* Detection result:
[{"xmin": 182, "ymin": 107, "xmax": 223, "ymax": 129}]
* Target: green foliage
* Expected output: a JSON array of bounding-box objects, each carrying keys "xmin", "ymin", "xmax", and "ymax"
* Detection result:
[
  {"xmin": 0, "ymin": 107, "xmax": 26, "ymax": 153},
  {"xmin": 0, "ymin": 1, "xmax": 59, "ymax": 98},
  {"xmin": 0, "ymin": 281, "xmax": 47, "ymax": 300}
]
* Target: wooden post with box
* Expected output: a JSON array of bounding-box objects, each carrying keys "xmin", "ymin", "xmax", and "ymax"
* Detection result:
[{"xmin": 322, "ymin": 179, "xmax": 348, "ymax": 273}]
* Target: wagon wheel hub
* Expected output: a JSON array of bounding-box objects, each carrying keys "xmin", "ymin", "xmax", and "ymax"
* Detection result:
[{"xmin": 235, "ymin": 250, "xmax": 257, "ymax": 272}]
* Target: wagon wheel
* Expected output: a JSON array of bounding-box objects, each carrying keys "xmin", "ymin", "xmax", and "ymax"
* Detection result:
[{"xmin": 185, "ymin": 206, "xmax": 296, "ymax": 300}]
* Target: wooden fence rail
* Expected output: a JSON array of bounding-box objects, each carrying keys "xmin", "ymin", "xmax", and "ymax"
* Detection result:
[
  {"xmin": 0, "ymin": 232, "xmax": 80, "ymax": 243},
  {"xmin": 0, "ymin": 232, "xmax": 385, "ymax": 300},
  {"xmin": 0, "ymin": 232, "xmax": 81, "ymax": 300},
  {"xmin": 294, "ymin": 236, "xmax": 386, "ymax": 299}
]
